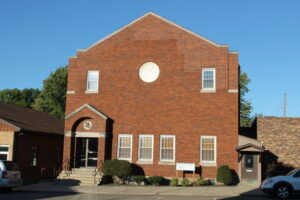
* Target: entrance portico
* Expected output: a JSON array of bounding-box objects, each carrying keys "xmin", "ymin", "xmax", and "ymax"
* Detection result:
[{"xmin": 63, "ymin": 104, "xmax": 112, "ymax": 170}]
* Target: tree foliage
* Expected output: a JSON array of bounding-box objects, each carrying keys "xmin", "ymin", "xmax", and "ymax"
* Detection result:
[
  {"xmin": 32, "ymin": 66, "xmax": 68, "ymax": 119},
  {"xmin": 240, "ymin": 69, "xmax": 252, "ymax": 127},
  {"xmin": 0, "ymin": 88, "xmax": 40, "ymax": 108}
]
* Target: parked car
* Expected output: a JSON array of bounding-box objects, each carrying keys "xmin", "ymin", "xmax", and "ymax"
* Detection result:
[
  {"xmin": 0, "ymin": 161, "xmax": 23, "ymax": 192},
  {"xmin": 261, "ymin": 168, "xmax": 300, "ymax": 199}
]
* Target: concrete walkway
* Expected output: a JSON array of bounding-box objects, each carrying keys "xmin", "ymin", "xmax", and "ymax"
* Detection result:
[{"xmin": 14, "ymin": 182, "xmax": 265, "ymax": 197}]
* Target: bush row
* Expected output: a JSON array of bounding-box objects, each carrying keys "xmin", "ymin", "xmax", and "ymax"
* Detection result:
[{"xmin": 101, "ymin": 160, "xmax": 236, "ymax": 186}]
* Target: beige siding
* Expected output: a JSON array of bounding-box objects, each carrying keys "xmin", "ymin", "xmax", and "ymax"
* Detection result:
[{"xmin": 0, "ymin": 131, "xmax": 15, "ymax": 161}]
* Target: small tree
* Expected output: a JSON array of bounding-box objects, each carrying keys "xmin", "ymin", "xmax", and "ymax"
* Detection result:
[{"xmin": 217, "ymin": 165, "xmax": 233, "ymax": 185}]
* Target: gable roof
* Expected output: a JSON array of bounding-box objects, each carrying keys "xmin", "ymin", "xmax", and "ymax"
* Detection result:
[
  {"xmin": 0, "ymin": 102, "xmax": 64, "ymax": 135},
  {"xmin": 78, "ymin": 12, "xmax": 227, "ymax": 52},
  {"xmin": 65, "ymin": 104, "xmax": 108, "ymax": 120},
  {"xmin": 236, "ymin": 143, "xmax": 264, "ymax": 152}
]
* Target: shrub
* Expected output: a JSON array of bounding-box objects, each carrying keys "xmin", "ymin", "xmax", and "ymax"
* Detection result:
[
  {"xmin": 148, "ymin": 176, "xmax": 164, "ymax": 186},
  {"xmin": 102, "ymin": 159, "xmax": 132, "ymax": 184},
  {"xmin": 170, "ymin": 178, "xmax": 179, "ymax": 187},
  {"xmin": 194, "ymin": 177, "xmax": 210, "ymax": 186},
  {"xmin": 267, "ymin": 162, "xmax": 295, "ymax": 178},
  {"xmin": 133, "ymin": 176, "xmax": 146, "ymax": 185},
  {"xmin": 217, "ymin": 165, "xmax": 233, "ymax": 185},
  {"xmin": 100, "ymin": 175, "xmax": 113, "ymax": 185},
  {"xmin": 181, "ymin": 178, "xmax": 190, "ymax": 186}
]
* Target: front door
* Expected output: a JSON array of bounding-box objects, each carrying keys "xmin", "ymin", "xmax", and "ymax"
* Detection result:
[
  {"xmin": 77, "ymin": 138, "xmax": 98, "ymax": 167},
  {"xmin": 241, "ymin": 154, "xmax": 258, "ymax": 183}
]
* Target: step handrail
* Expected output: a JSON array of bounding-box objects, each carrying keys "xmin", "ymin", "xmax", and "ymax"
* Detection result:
[{"xmin": 93, "ymin": 160, "xmax": 104, "ymax": 184}]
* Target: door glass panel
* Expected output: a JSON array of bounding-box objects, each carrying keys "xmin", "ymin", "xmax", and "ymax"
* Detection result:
[
  {"xmin": 80, "ymin": 138, "xmax": 87, "ymax": 167},
  {"xmin": 87, "ymin": 139, "xmax": 98, "ymax": 167},
  {"xmin": 245, "ymin": 154, "xmax": 254, "ymax": 168}
]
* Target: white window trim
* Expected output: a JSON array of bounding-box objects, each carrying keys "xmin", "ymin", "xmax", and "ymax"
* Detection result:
[
  {"xmin": 200, "ymin": 136, "xmax": 217, "ymax": 164},
  {"xmin": 201, "ymin": 68, "xmax": 216, "ymax": 92},
  {"xmin": 0, "ymin": 145, "xmax": 9, "ymax": 160},
  {"xmin": 117, "ymin": 134, "xmax": 132, "ymax": 161},
  {"xmin": 160, "ymin": 135, "xmax": 175, "ymax": 162},
  {"xmin": 138, "ymin": 135, "xmax": 154, "ymax": 162},
  {"xmin": 85, "ymin": 70, "xmax": 99, "ymax": 93}
]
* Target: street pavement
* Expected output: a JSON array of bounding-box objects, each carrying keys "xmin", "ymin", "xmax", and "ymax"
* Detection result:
[{"xmin": 1, "ymin": 192, "xmax": 300, "ymax": 200}]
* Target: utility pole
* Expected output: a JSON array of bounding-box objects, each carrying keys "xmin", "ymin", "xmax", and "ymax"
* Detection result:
[{"xmin": 283, "ymin": 93, "xmax": 287, "ymax": 117}]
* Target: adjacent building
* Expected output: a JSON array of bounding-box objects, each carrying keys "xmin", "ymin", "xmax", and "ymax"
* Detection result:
[{"xmin": 0, "ymin": 102, "xmax": 64, "ymax": 183}]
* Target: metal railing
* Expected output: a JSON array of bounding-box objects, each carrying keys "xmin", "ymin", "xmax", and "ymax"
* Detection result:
[
  {"xmin": 62, "ymin": 158, "xmax": 71, "ymax": 176},
  {"xmin": 93, "ymin": 160, "xmax": 104, "ymax": 184}
]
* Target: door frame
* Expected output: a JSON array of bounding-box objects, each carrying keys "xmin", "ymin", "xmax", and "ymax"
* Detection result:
[{"xmin": 75, "ymin": 137, "xmax": 98, "ymax": 168}]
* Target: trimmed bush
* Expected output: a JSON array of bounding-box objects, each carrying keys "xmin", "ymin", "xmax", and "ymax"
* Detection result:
[
  {"xmin": 148, "ymin": 176, "xmax": 164, "ymax": 186},
  {"xmin": 181, "ymin": 178, "xmax": 190, "ymax": 186},
  {"xmin": 170, "ymin": 178, "xmax": 179, "ymax": 187},
  {"xmin": 217, "ymin": 165, "xmax": 233, "ymax": 185},
  {"xmin": 102, "ymin": 159, "xmax": 132, "ymax": 184},
  {"xmin": 193, "ymin": 177, "xmax": 210, "ymax": 186},
  {"xmin": 133, "ymin": 176, "xmax": 146, "ymax": 185}
]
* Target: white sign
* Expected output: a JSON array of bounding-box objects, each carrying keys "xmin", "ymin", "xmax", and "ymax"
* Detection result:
[{"xmin": 176, "ymin": 163, "xmax": 195, "ymax": 171}]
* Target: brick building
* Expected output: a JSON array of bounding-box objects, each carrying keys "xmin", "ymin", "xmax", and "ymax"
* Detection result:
[
  {"xmin": 256, "ymin": 117, "xmax": 300, "ymax": 168},
  {"xmin": 62, "ymin": 12, "xmax": 240, "ymax": 180},
  {"xmin": 0, "ymin": 102, "xmax": 64, "ymax": 183}
]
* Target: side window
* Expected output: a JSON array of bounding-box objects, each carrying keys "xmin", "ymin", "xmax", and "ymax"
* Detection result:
[
  {"xmin": 30, "ymin": 146, "xmax": 38, "ymax": 166},
  {"xmin": 200, "ymin": 136, "xmax": 217, "ymax": 164},
  {"xmin": 202, "ymin": 68, "xmax": 216, "ymax": 91},
  {"xmin": 0, "ymin": 145, "xmax": 9, "ymax": 161},
  {"xmin": 294, "ymin": 171, "xmax": 300, "ymax": 178},
  {"xmin": 160, "ymin": 135, "xmax": 175, "ymax": 162},
  {"xmin": 86, "ymin": 70, "xmax": 99, "ymax": 93},
  {"xmin": 117, "ymin": 134, "xmax": 132, "ymax": 161}
]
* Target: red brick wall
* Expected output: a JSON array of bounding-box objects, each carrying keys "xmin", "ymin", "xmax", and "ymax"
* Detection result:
[
  {"xmin": 14, "ymin": 132, "xmax": 63, "ymax": 181},
  {"xmin": 64, "ymin": 14, "xmax": 239, "ymax": 178}
]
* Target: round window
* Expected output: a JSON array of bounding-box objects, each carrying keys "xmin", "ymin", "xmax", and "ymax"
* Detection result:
[
  {"xmin": 83, "ymin": 120, "xmax": 92, "ymax": 130},
  {"xmin": 139, "ymin": 62, "xmax": 160, "ymax": 83}
]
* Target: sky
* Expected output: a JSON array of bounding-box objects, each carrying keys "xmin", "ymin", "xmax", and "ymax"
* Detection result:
[{"xmin": 0, "ymin": 0, "xmax": 300, "ymax": 117}]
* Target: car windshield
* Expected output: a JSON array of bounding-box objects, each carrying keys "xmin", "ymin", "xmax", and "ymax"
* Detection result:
[{"xmin": 287, "ymin": 168, "xmax": 298, "ymax": 176}]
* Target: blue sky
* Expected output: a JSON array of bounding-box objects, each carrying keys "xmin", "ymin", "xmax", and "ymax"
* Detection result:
[{"xmin": 0, "ymin": 0, "xmax": 299, "ymax": 117}]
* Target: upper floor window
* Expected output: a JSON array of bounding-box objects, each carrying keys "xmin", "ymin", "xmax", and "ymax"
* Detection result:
[
  {"xmin": 0, "ymin": 145, "xmax": 9, "ymax": 161},
  {"xmin": 86, "ymin": 71, "xmax": 99, "ymax": 93},
  {"xmin": 200, "ymin": 136, "xmax": 216, "ymax": 164},
  {"xmin": 117, "ymin": 134, "xmax": 132, "ymax": 161},
  {"xmin": 160, "ymin": 135, "xmax": 175, "ymax": 162},
  {"xmin": 138, "ymin": 135, "xmax": 153, "ymax": 161},
  {"xmin": 202, "ymin": 68, "xmax": 215, "ymax": 91}
]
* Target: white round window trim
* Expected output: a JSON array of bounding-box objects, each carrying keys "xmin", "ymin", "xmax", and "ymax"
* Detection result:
[
  {"xmin": 139, "ymin": 62, "xmax": 160, "ymax": 83},
  {"xmin": 83, "ymin": 120, "xmax": 92, "ymax": 130}
]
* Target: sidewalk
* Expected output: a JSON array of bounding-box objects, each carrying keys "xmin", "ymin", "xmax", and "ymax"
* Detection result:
[{"xmin": 14, "ymin": 182, "xmax": 265, "ymax": 197}]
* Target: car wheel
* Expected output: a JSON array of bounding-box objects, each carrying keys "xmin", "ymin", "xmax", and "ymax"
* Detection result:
[{"xmin": 276, "ymin": 185, "xmax": 290, "ymax": 199}]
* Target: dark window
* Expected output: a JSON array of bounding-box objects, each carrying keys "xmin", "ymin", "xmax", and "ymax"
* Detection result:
[
  {"xmin": 30, "ymin": 146, "xmax": 38, "ymax": 166},
  {"xmin": 56, "ymin": 147, "xmax": 61, "ymax": 165},
  {"xmin": 4, "ymin": 161, "xmax": 19, "ymax": 171},
  {"xmin": 245, "ymin": 154, "xmax": 254, "ymax": 168},
  {"xmin": 294, "ymin": 171, "xmax": 300, "ymax": 178},
  {"xmin": 0, "ymin": 154, "xmax": 8, "ymax": 160}
]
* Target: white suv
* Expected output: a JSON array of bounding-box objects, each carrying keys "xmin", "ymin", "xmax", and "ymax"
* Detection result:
[
  {"xmin": 261, "ymin": 168, "xmax": 300, "ymax": 199},
  {"xmin": 0, "ymin": 161, "xmax": 23, "ymax": 192}
]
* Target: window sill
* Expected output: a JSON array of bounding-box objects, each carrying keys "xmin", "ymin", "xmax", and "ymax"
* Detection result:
[
  {"xmin": 118, "ymin": 158, "xmax": 132, "ymax": 162},
  {"xmin": 199, "ymin": 162, "xmax": 217, "ymax": 167},
  {"xmin": 137, "ymin": 160, "xmax": 153, "ymax": 165},
  {"xmin": 85, "ymin": 90, "xmax": 98, "ymax": 94},
  {"xmin": 158, "ymin": 161, "xmax": 175, "ymax": 165},
  {"xmin": 200, "ymin": 89, "xmax": 216, "ymax": 93}
]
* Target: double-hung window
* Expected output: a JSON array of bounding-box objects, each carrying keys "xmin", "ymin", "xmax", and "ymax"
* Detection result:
[
  {"xmin": 86, "ymin": 70, "xmax": 99, "ymax": 92},
  {"xmin": 138, "ymin": 135, "xmax": 153, "ymax": 161},
  {"xmin": 117, "ymin": 134, "xmax": 132, "ymax": 161},
  {"xmin": 200, "ymin": 136, "xmax": 216, "ymax": 164},
  {"xmin": 160, "ymin": 135, "xmax": 175, "ymax": 162},
  {"xmin": 0, "ymin": 145, "xmax": 9, "ymax": 161},
  {"xmin": 202, "ymin": 68, "xmax": 215, "ymax": 91}
]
